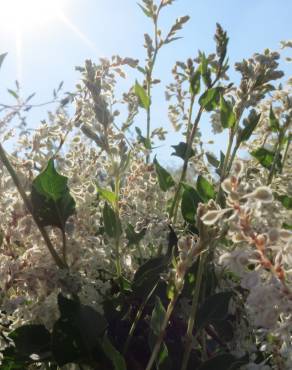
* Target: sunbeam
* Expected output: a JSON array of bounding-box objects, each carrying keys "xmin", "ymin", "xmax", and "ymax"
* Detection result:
[{"xmin": 56, "ymin": 10, "xmax": 99, "ymax": 54}]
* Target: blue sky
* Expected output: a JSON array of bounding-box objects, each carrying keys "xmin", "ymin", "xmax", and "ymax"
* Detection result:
[{"xmin": 0, "ymin": 0, "xmax": 291, "ymax": 165}]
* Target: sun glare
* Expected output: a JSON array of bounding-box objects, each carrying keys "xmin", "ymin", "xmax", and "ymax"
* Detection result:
[
  {"xmin": 0, "ymin": 0, "xmax": 65, "ymax": 31},
  {"xmin": 0, "ymin": 0, "xmax": 98, "ymax": 81}
]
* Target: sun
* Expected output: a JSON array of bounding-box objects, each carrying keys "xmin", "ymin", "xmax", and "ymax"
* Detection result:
[{"xmin": 0, "ymin": 0, "xmax": 66, "ymax": 32}]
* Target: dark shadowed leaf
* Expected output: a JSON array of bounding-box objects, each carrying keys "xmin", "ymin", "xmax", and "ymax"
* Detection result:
[
  {"xmin": 150, "ymin": 296, "xmax": 166, "ymax": 336},
  {"xmin": 135, "ymin": 126, "xmax": 152, "ymax": 149},
  {"xmin": 0, "ymin": 52, "xmax": 7, "ymax": 69},
  {"xmin": 52, "ymin": 294, "xmax": 107, "ymax": 366},
  {"xmin": 133, "ymin": 255, "xmax": 170, "ymax": 297},
  {"xmin": 198, "ymin": 353, "xmax": 248, "ymax": 370},
  {"xmin": 190, "ymin": 70, "xmax": 201, "ymax": 96},
  {"xmin": 206, "ymin": 152, "xmax": 220, "ymax": 168},
  {"xmin": 101, "ymin": 334, "xmax": 127, "ymax": 370},
  {"xmin": 171, "ymin": 142, "xmax": 195, "ymax": 161},
  {"xmin": 199, "ymin": 88, "xmax": 220, "ymax": 112},
  {"xmin": 196, "ymin": 292, "xmax": 233, "ymax": 331},
  {"xmin": 238, "ymin": 110, "xmax": 261, "ymax": 143},
  {"xmin": 200, "ymin": 53, "xmax": 211, "ymax": 87},
  {"xmin": 269, "ymin": 105, "xmax": 280, "ymax": 132},
  {"xmin": 125, "ymin": 223, "xmax": 146, "ymax": 246},
  {"xmin": 148, "ymin": 297, "xmax": 169, "ymax": 368},
  {"xmin": 8, "ymin": 325, "xmax": 51, "ymax": 360}
]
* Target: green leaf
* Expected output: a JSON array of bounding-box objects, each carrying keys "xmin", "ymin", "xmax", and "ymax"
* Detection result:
[
  {"xmin": 31, "ymin": 159, "xmax": 76, "ymax": 229},
  {"xmin": 0, "ymin": 52, "xmax": 7, "ymax": 69},
  {"xmin": 137, "ymin": 3, "xmax": 152, "ymax": 17},
  {"xmin": 199, "ymin": 87, "xmax": 220, "ymax": 112},
  {"xmin": 181, "ymin": 183, "xmax": 202, "ymax": 223},
  {"xmin": 101, "ymin": 334, "xmax": 127, "ymax": 370},
  {"xmin": 150, "ymin": 296, "xmax": 166, "ymax": 336},
  {"xmin": 269, "ymin": 105, "xmax": 280, "ymax": 132},
  {"xmin": 7, "ymin": 89, "xmax": 19, "ymax": 99},
  {"xmin": 200, "ymin": 53, "xmax": 211, "ymax": 87},
  {"xmin": 132, "ymin": 256, "xmax": 169, "ymax": 298},
  {"xmin": 196, "ymin": 175, "xmax": 215, "ymax": 202},
  {"xmin": 250, "ymin": 147, "xmax": 277, "ymax": 170},
  {"xmin": 103, "ymin": 202, "xmax": 122, "ymax": 239},
  {"xmin": 238, "ymin": 110, "xmax": 261, "ymax": 143},
  {"xmin": 275, "ymin": 194, "xmax": 292, "ymax": 209},
  {"xmin": 135, "ymin": 126, "xmax": 152, "ymax": 149},
  {"xmin": 171, "ymin": 142, "xmax": 195, "ymax": 161},
  {"xmin": 205, "ymin": 152, "xmax": 220, "ymax": 168},
  {"xmin": 198, "ymin": 353, "xmax": 248, "ymax": 370},
  {"xmin": 8, "ymin": 325, "xmax": 51, "ymax": 360},
  {"xmin": 125, "ymin": 223, "xmax": 146, "ymax": 246},
  {"xmin": 282, "ymin": 223, "xmax": 292, "ymax": 231},
  {"xmin": 196, "ymin": 292, "xmax": 233, "ymax": 331},
  {"xmin": 190, "ymin": 70, "xmax": 201, "ymax": 96},
  {"xmin": 135, "ymin": 80, "xmax": 150, "ymax": 110},
  {"xmin": 148, "ymin": 297, "xmax": 169, "ymax": 368},
  {"xmin": 154, "ymin": 157, "xmax": 175, "ymax": 192},
  {"xmin": 97, "ymin": 186, "xmax": 117, "ymax": 206},
  {"xmin": 52, "ymin": 294, "xmax": 108, "ymax": 366},
  {"xmin": 220, "ymin": 95, "xmax": 236, "ymax": 128}
]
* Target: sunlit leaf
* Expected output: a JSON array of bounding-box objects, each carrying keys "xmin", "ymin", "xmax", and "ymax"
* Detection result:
[
  {"xmin": 196, "ymin": 175, "xmax": 215, "ymax": 202},
  {"xmin": 220, "ymin": 95, "xmax": 236, "ymax": 128},
  {"xmin": 31, "ymin": 159, "xmax": 76, "ymax": 229},
  {"xmin": 154, "ymin": 157, "xmax": 175, "ymax": 191},
  {"xmin": 135, "ymin": 80, "xmax": 150, "ymax": 109},
  {"xmin": 103, "ymin": 202, "xmax": 122, "ymax": 239}
]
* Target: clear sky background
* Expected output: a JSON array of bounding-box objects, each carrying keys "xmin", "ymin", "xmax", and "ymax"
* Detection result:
[{"xmin": 0, "ymin": 0, "xmax": 291, "ymax": 165}]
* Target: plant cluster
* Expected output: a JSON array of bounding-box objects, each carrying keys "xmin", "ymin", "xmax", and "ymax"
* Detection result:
[{"xmin": 0, "ymin": 1, "xmax": 291, "ymax": 369}]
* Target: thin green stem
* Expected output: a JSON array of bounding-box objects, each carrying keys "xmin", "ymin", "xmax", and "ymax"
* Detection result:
[
  {"xmin": 267, "ymin": 138, "xmax": 281, "ymax": 185},
  {"xmin": 0, "ymin": 144, "xmax": 67, "ymax": 269},
  {"xmin": 145, "ymin": 294, "xmax": 179, "ymax": 370},
  {"xmin": 180, "ymin": 252, "xmax": 206, "ymax": 370},
  {"xmin": 114, "ymin": 174, "xmax": 122, "ymax": 277},
  {"xmin": 123, "ymin": 282, "xmax": 158, "ymax": 355},
  {"xmin": 280, "ymin": 135, "xmax": 291, "ymax": 173},
  {"xmin": 61, "ymin": 228, "xmax": 67, "ymax": 265},
  {"xmin": 169, "ymin": 106, "xmax": 204, "ymax": 221}
]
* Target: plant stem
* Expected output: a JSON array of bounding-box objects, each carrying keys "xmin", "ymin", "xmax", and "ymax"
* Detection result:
[
  {"xmin": 61, "ymin": 228, "xmax": 67, "ymax": 265},
  {"xmin": 267, "ymin": 138, "xmax": 281, "ymax": 185},
  {"xmin": 145, "ymin": 7, "xmax": 161, "ymax": 164},
  {"xmin": 0, "ymin": 143, "xmax": 67, "ymax": 269},
  {"xmin": 169, "ymin": 106, "xmax": 204, "ymax": 222},
  {"xmin": 180, "ymin": 252, "xmax": 206, "ymax": 370},
  {"xmin": 123, "ymin": 282, "xmax": 158, "ymax": 355},
  {"xmin": 280, "ymin": 135, "xmax": 291, "ymax": 173},
  {"xmin": 145, "ymin": 294, "xmax": 179, "ymax": 370},
  {"xmin": 114, "ymin": 174, "xmax": 122, "ymax": 277}
]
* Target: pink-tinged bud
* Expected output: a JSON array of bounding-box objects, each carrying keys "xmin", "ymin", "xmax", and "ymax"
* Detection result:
[{"xmin": 233, "ymin": 161, "xmax": 244, "ymax": 177}]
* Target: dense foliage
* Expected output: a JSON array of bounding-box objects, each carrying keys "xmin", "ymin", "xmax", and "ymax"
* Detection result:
[{"xmin": 0, "ymin": 1, "xmax": 291, "ymax": 369}]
